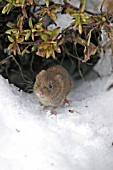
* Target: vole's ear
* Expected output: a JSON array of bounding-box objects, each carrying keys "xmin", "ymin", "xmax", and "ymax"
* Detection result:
[{"xmin": 36, "ymin": 70, "xmax": 47, "ymax": 79}]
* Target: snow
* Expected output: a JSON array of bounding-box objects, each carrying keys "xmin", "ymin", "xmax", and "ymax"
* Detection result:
[
  {"xmin": 1, "ymin": 0, "xmax": 113, "ymax": 169},
  {"xmin": 0, "ymin": 53, "xmax": 113, "ymax": 170}
]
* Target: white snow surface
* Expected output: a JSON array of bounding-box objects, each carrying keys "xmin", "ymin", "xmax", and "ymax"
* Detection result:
[{"xmin": 0, "ymin": 54, "xmax": 113, "ymax": 170}]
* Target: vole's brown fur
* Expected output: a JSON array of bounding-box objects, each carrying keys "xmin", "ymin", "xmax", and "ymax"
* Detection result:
[{"xmin": 33, "ymin": 65, "xmax": 72, "ymax": 107}]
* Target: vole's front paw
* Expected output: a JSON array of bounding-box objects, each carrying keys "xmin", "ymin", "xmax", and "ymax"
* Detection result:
[{"xmin": 51, "ymin": 107, "xmax": 58, "ymax": 115}]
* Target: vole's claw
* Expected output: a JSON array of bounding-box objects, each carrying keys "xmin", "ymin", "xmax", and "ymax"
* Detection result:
[
  {"xmin": 51, "ymin": 107, "xmax": 57, "ymax": 115},
  {"xmin": 63, "ymin": 99, "xmax": 70, "ymax": 106}
]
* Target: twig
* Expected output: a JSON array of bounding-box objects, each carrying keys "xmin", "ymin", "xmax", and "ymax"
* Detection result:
[
  {"xmin": 74, "ymin": 43, "xmax": 85, "ymax": 80},
  {"xmin": 100, "ymin": 0, "xmax": 106, "ymax": 12},
  {"xmin": 0, "ymin": 55, "xmax": 12, "ymax": 64},
  {"xmin": 30, "ymin": 54, "xmax": 35, "ymax": 78},
  {"xmin": 0, "ymin": 55, "xmax": 25, "ymax": 81},
  {"xmin": 64, "ymin": 45, "xmax": 82, "ymax": 61}
]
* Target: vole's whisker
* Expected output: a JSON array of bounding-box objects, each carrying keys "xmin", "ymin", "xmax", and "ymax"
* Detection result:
[
  {"xmin": 21, "ymin": 74, "xmax": 34, "ymax": 84},
  {"xmin": 19, "ymin": 82, "xmax": 33, "ymax": 85}
]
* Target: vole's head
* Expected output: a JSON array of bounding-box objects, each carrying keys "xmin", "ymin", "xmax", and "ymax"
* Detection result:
[{"xmin": 33, "ymin": 70, "xmax": 63, "ymax": 102}]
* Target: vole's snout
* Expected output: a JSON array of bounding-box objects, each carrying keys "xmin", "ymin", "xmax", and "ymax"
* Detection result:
[
  {"xmin": 35, "ymin": 89, "xmax": 43, "ymax": 98},
  {"xmin": 38, "ymin": 90, "xmax": 43, "ymax": 97}
]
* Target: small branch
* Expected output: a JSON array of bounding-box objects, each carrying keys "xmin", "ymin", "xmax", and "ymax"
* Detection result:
[
  {"xmin": 12, "ymin": 56, "xmax": 25, "ymax": 81},
  {"xmin": 0, "ymin": 55, "xmax": 12, "ymax": 64},
  {"xmin": 100, "ymin": 0, "xmax": 106, "ymax": 12},
  {"xmin": 0, "ymin": 55, "xmax": 25, "ymax": 81},
  {"xmin": 30, "ymin": 54, "xmax": 35, "ymax": 78},
  {"xmin": 64, "ymin": 46, "xmax": 82, "ymax": 61},
  {"xmin": 78, "ymin": 59, "xmax": 85, "ymax": 81},
  {"xmin": 21, "ymin": 41, "xmax": 36, "ymax": 45}
]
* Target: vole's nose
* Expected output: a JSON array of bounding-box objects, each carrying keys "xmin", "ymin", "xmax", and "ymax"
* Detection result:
[{"xmin": 38, "ymin": 90, "xmax": 43, "ymax": 97}]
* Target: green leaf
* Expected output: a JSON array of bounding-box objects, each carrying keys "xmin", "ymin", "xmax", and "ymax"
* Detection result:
[
  {"xmin": 5, "ymin": 29, "xmax": 18, "ymax": 34},
  {"xmin": 72, "ymin": 13, "xmax": 79, "ymax": 18},
  {"xmin": 46, "ymin": 0, "xmax": 49, "ymax": 7},
  {"xmin": 46, "ymin": 49, "xmax": 51, "ymax": 58},
  {"xmin": 52, "ymin": 49, "xmax": 56, "ymax": 58},
  {"xmin": 31, "ymin": 29, "xmax": 36, "ymax": 33},
  {"xmin": 87, "ymin": 30, "xmax": 92, "ymax": 46},
  {"xmin": 8, "ymin": 43, "xmax": 14, "ymax": 50},
  {"xmin": 2, "ymin": 3, "xmax": 13, "ymax": 14},
  {"xmin": 21, "ymin": 46, "xmax": 30, "ymax": 56},
  {"xmin": 46, "ymin": 30, "xmax": 53, "ymax": 35},
  {"xmin": 91, "ymin": 47, "xmax": 97, "ymax": 55},
  {"xmin": 41, "ymin": 34, "xmax": 48, "ymax": 41},
  {"xmin": 82, "ymin": 14, "xmax": 89, "ymax": 19},
  {"xmin": 5, "ymin": 29, "xmax": 12, "ymax": 34},
  {"xmin": 81, "ymin": 14, "xmax": 89, "ymax": 24},
  {"xmin": 21, "ymin": 49, "xmax": 26, "ymax": 56},
  {"xmin": 49, "ymin": 11, "xmax": 56, "ymax": 21},
  {"xmin": 34, "ymin": 23, "xmax": 42, "ymax": 29},
  {"xmin": 8, "ymin": 36, "xmax": 14, "ymax": 42},
  {"xmin": 13, "ymin": 0, "xmax": 25, "ymax": 7},
  {"xmin": 79, "ymin": 0, "xmax": 86, "ymax": 13},
  {"xmin": 75, "ymin": 15, "xmax": 80, "ymax": 26},
  {"xmin": 50, "ymin": 27, "xmax": 60, "ymax": 40},
  {"xmin": 6, "ymin": 22, "xmax": 16, "ymax": 28},
  {"xmin": 29, "ymin": 18, "xmax": 33, "ymax": 28},
  {"xmin": 6, "ymin": 0, "xmax": 13, "ymax": 2},
  {"xmin": 25, "ymin": 31, "xmax": 31, "ymax": 41},
  {"xmin": 42, "ymin": 44, "xmax": 50, "ymax": 50},
  {"xmin": 32, "ymin": 46, "xmax": 36, "ymax": 52},
  {"xmin": 54, "ymin": 45, "xmax": 61, "ymax": 53},
  {"xmin": 52, "ymin": 4, "xmax": 61, "ymax": 9},
  {"xmin": 78, "ymin": 23, "xmax": 82, "ymax": 34}
]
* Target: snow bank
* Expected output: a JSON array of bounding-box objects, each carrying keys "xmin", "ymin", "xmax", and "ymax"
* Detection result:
[{"xmin": 0, "ymin": 65, "xmax": 113, "ymax": 170}]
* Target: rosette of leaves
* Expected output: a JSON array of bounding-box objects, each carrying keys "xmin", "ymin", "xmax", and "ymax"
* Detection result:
[
  {"xmin": 5, "ymin": 16, "xmax": 25, "ymax": 55},
  {"xmin": 39, "ymin": 2, "xmax": 61, "ymax": 22},
  {"xmin": 35, "ymin": 27, "xmax": 61, "ymax": 59}
]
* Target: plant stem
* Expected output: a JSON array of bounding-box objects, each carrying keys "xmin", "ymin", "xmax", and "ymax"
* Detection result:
[{"xmin": 79, "ymin": 0, "xmax": 86, "ymax": 13}]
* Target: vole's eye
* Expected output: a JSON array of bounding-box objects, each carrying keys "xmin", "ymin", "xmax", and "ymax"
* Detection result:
[{"xmin": 48, "ymin": 84, "xmax": 53, "ymax": 89}]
